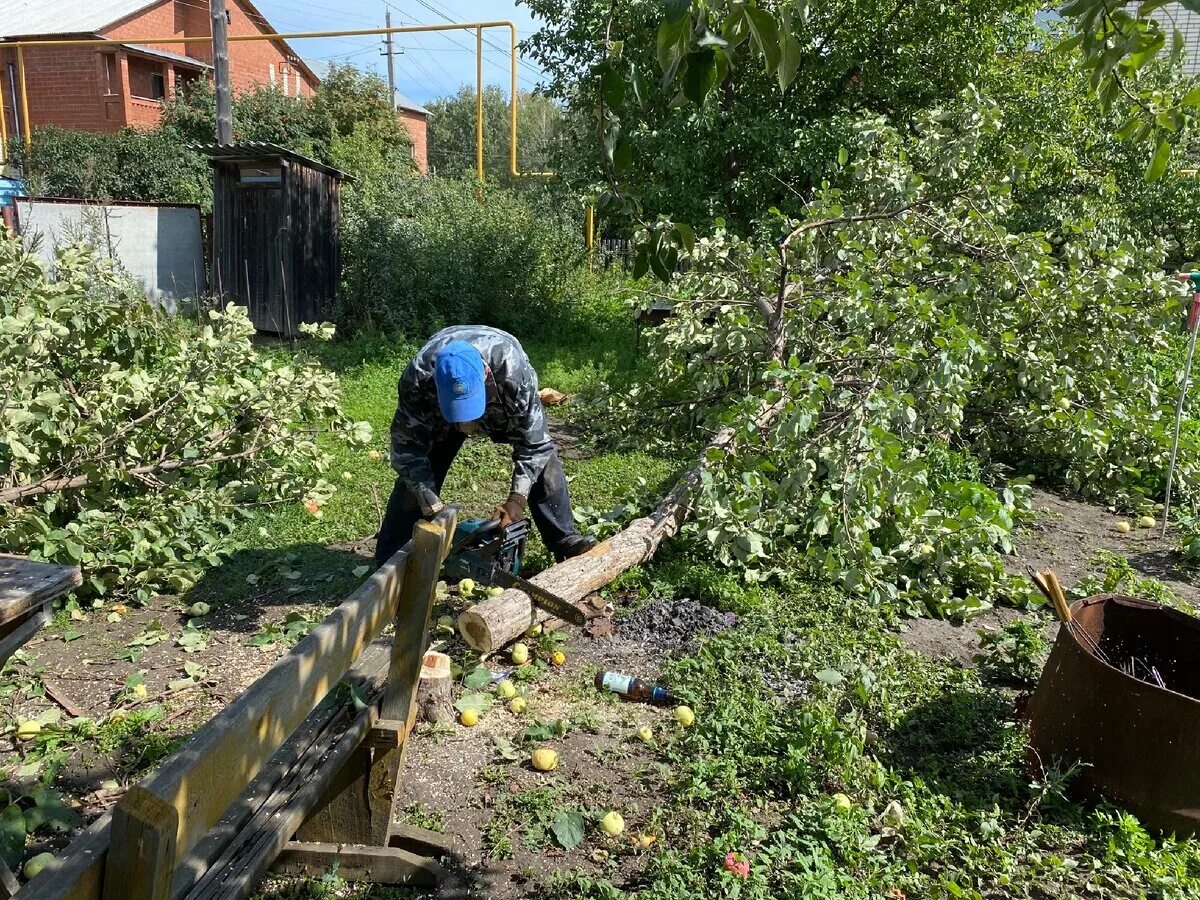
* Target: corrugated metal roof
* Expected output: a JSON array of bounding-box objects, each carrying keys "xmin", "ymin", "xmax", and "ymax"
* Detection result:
[
  {"xmin": 0, "ymin": 0, "xmax": 151, "ymax": 38},
  {"xmin": 191, "ymin": 142, "xmax": 355, "ymax": 181},
  {"xmin": 122, "ymin": 43, "xmax": 212, "ymax": 69},
  {"xmin": 394, "ymin": 90, "xmax": 429, "ymax": 117}
]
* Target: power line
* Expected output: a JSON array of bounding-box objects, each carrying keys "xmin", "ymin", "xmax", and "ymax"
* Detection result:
[
  {"xmin": 382, "ymin": 1, "xmax": 537, "ymax": 89},
  {"xmin": 410, "ymin": 0, "xmax": 543, "ymax": 80}
]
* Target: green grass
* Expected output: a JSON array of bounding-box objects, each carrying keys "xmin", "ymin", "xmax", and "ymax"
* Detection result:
[
  {"xmin": 539, "ymin": 551, "xmax": 1200, "ymax": 899},
  {"xmin": 183, "ymin": 325, "xmax": 674, "ymax": 613}
]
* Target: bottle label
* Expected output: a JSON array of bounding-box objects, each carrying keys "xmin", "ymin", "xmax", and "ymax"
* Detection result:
[{"xmin": 600, "ymin": 672, "xmax": 633, "ymax": 695}]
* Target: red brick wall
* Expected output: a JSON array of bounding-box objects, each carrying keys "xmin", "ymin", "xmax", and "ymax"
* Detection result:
[
  {"xmin": 400, "ymin": 109, "xmax": 428, "ymax": 173},
  {"xmin": 0, "ymin": 44, "xmax": 116, "ymax": 136},
  {"xmin": 109, "ymin": 0, "xmax": 318, "ymax": 97},
  {"xmin": 1, "ymin": 0, "xmax": 321, "ymax": 147}
]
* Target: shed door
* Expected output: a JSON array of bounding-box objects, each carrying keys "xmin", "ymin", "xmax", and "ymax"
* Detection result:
[{"xmin": 238, "ymin": 183, "xmax": 290, "ymax": 334}]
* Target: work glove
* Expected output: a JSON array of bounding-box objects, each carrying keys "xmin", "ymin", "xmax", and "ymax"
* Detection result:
[
  {"xmin": 493, "ymin": 492, "xmax": 528, "ymax": 528},
  {"xmin": 416, "ymin": 488, "xmax": 444, "ymax": 517}
]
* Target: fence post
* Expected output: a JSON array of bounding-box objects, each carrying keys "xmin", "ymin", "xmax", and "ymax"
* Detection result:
[{"xmin": 294, "ymin": 515, "xmax": 452, "ymax": 846}]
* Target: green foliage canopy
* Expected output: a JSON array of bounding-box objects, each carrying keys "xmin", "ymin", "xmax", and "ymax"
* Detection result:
[{"xmin": 0, "ymin": 237, "xmax": 370, "ymax": 602}]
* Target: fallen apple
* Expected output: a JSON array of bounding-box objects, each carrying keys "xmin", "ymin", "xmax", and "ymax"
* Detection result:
[
  {"xmin": 600, "ymin": 810, "xmax": 625, "ymax": 836},
  {"xmin": 496, "ymin": 680, "xmax": 517, "ymax": 699},
  {"xmin": 1114, "ymin": 521, "xmax": 1131, "ymax": 534},
  {"xmin": 458, "ymin": 578, "xmax": 476, "ymax": 597},
  {"xmin": 459, "ymin": 708, "xmax": 479, "ymax": 727},
  {"xmin": 1139, "ymin": 515, "xmax": 1157, "ymax": 528},
  {"xmin": 551, "ymin": 650, "xmax": 566, "ymax": 666},
  {"xmin": 833, "ymin": 792, "xmax": 853, "ymax": 811},
  {"xmin": 532, "ymin": 748, "xmax": 559, "ymax": 771},
  {"xmin": 15, "ymin": 720, "xmax": 42, "ymax": 741},
  {"xmin": 509, "ymin": 696, "xmax": 527, "ymax": 714},
  {"xmin": 637, "ymin": 726, "xmax": 654, "ymax": 744},
  {"xmin": 24, "ymin": 852, "xmax": 55, "ymax": 879},
  {"xmin": 511, "ymin": 642, "xmax": 530, "ymax": 665},
  {"xmin": 674, "ymin": 705, "xmax": 695, "ymax": 728}
]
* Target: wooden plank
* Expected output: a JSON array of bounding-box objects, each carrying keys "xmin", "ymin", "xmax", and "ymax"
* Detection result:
[
  {"xmin": 183, "ymin": 693, "xmax": 383, "ymax": 898},
  {"xmin": 295, "ymin": 517, "xmax": 449, "ymax": 846},
  {"xmin": 269, "ymin": 842, "xmax": 443, "ymax": 886},
  {"xmin": 388, "ymin": 823, "xmax": 453, "ymax": 858},
  {"xmin": 103, "ymin": 545, "xmax": 415, "ymax": 900},
  {"xmin": 170, "ymin": 640, "xmax": 390, "ymax": 899},
  {"xmin": 0, "ymin": 602, "xmax": 49, "ymax": 669},
  {"xmin": 291, "ymin": 719, "xmax": 401, "ymax": 846},
  {"xmin": 20, "ymin": 810, "xmax": 111, "ymax": 900},
  {"xmin": 383, "ymin": 518, "xmax": 451, "ymax": 721},
  {"xmin": 0, "ymin": 554, "xmax": 80, "ymax": 625}
]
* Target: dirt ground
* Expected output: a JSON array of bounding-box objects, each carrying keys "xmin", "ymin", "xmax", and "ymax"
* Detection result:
[{"xmin": 898, "ymin": 486, "xmax": 1200, "ymax": 667}]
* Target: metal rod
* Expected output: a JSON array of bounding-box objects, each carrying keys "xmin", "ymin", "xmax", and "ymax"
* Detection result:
[
  {"xmin": 0, "ymin": 61, "xmax": 8, "ymax": 165},
  {"xmin": 510, "ymin": 22, "xmax": 518, "ymax": 177},
  {"xmin": 8, "ymin": 21, "xmax": 551, "ymax": 179},
  {"xmin": 476, "ymin": 26, "xmax": 484, "ymax": 183},
  {"xmin": 16, "ymin": 45, "xmax": 30, "ymax": 148},
  {"xmin": 1163, "ymin": 274, "xmax": 1200, "ymax": 538}
]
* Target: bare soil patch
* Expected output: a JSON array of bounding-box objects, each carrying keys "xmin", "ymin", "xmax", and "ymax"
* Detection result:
[{"xmin": 899, "ymin": 486, "xmax": 1200, "ymax": 667}]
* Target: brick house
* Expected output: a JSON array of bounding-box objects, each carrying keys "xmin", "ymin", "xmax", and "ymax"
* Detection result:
[{"xmin": 0, "ymin": 0, "xmax": 430, "ymax": 169}]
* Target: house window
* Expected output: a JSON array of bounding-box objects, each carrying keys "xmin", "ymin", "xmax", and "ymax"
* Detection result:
[
  {"xmin": 102, "ymin": 53, "xmax": 117, "ymax": 96},
  {"xmin": 128, "ymin": 57, "xmax": 166, "ymax": 101}
]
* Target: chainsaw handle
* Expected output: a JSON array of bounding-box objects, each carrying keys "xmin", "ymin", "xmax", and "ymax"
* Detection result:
[{"xmin": 447, "ymin": 517, "xmax": 504, "ymax": 557}]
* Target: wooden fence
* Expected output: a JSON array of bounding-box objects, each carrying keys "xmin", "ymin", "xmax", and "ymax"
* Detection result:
[{"xmin": 21, "ymin": 511, "xmax": 458, "ymax": 900}]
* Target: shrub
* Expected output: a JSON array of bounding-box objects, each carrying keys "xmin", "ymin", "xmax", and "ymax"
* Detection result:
[
  {"xmin": 338, "ymin": 176, "xmax": 585, "ymax": 338},
  {"xmin": 0, "ymin": 236, "xmax": 369, "ymax": 602}
]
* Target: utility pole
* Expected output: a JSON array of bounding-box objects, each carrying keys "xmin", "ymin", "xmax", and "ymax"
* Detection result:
[
  {"xmin": 383, "ymin": 10, "xmax": 397, "ymax": 109},
  {"xmin": 211, "ymin": 0, "xmax": 233, "ymax": 143}
]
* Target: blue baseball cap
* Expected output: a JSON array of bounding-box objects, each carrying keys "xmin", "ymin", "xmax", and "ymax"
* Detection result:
[{"xmin": 434, "ymin": 341, "xmax": 486, "ymax": 423}]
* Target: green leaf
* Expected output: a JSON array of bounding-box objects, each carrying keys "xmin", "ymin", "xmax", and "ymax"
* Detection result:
[
  {"xmin": 815, "ymin": 668, "xmax": 844, "ymax": 685},
  {"xmin": 663, "ymin": 0, "xmax": 691, "ymax": 23},
  {"xmin": 491, "ymin": 735, "xmax": 522, "ymax": 761},
  {"xmin": 682, "ymin": 49, "xmax": 718, "ymax": 104},
  {"xmin": 744, "ymin": 6, "xmax": 782, "ymax": 74},
  {"xmin": 454, "ymin": 692, "xmax": 494, "ymax": 715},
  {"xmin": 0, "ymin": 804, "xmax": 24, "ymax": 870},
  {"xmin": 613, "ymin": 135, "xmax": 633, "ymax": 175},
  {"xmin": 1145, "ymin": 138, "xmax": 1171, "ymax": 181},
  {"xmin": 1183, "ymin": 82, "xmax": 1200, "ymax": 106},
  {"xmin": 551, "ymin": 809, "xmax": 585, "ymax": 850},
  {"xmin": 600, "ymin": 64, "xmax": 626, "ymax": 109},
  {"xmin": 777, "ymin": 16, "xmax": 802, "ymax": 91},
  {"xmin": 656, "ymin": 14, "xmax": 691, "ymax": 76},
  {"xmin": 463, "ymin": 666, "xmax": 492, "ymax": 691}
]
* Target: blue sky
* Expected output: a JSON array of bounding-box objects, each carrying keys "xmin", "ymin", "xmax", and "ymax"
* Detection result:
[{"xmin": 253, "ymin": 0, "xmax": 546, "ymax": 104}]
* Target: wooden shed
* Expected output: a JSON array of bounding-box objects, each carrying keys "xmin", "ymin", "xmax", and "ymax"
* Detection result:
[{"xmin": 196, "ymin": 142, "xmax": 350, "ymax": 337}]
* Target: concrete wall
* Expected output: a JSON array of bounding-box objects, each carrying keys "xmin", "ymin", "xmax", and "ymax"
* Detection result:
[{"xmin": 15, "ymin": 198, "xmax": 203, "ymax": 310}]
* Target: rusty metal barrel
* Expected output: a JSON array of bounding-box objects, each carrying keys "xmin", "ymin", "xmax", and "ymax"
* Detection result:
[{"xmin": 1028, "ymin": 594, "xmax": 1200, "ymax": 835}]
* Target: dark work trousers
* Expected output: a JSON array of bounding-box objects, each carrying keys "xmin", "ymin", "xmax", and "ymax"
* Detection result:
[{"xmin": 374, "ymin": 434, "xmax": 577, "ymax": 567}]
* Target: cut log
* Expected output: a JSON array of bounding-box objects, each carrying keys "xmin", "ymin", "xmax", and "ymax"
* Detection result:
[
  {"xmin": 415, "ymin": 652, "xmax": 453, "ymax": 724},
  {"xmin": 458, "ymin": 457, "xmax": 700, "ymax": 653},
  {"xmin": 458, "ymin": 399, "xmax": 788, "ymax": 654}
]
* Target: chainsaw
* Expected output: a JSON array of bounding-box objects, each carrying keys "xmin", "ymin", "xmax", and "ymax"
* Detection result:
[{"xmin": 443, "ymin": 517, "xmax": 585, "ymax": 626}]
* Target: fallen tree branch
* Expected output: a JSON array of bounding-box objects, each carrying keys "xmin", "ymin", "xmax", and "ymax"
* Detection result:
[
  {"xmin": 457, "ymin": 396, "xmax": 788, "ymax": 653},
  {"xmin": 0, "ymin": 435, "xmax": 293, "ymax": 505}
]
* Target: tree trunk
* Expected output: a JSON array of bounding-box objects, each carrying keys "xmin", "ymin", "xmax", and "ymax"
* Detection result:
[
  {"xmin": 415, "ymin": 651, "xmax": 453, "ymax": 724},
  {"xmin": 458, "ymin": 399, "xmax": 787, "ymax": 653}
]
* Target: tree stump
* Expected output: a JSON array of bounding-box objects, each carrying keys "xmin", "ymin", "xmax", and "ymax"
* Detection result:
[{"xmin": 416, "ymin": 652, "xmax": 453, "ymax": 724}]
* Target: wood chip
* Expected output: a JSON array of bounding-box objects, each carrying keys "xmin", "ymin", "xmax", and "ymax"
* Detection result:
[{"xmin": 42, "ymin": 679, "xmax": 86, "ymax": 718}]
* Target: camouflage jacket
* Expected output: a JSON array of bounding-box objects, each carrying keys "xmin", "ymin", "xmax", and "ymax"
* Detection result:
[{"xmin": 389, "ymin": 325, "xmax": 553, "ymax": 502}]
